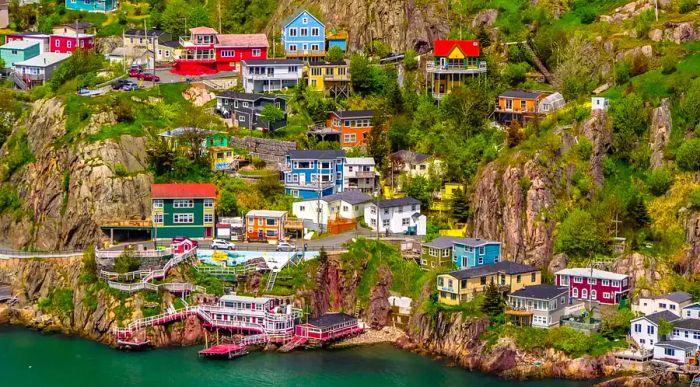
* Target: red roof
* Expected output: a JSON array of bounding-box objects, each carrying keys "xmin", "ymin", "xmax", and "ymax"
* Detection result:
[
  {"xmin": 151, "ymin": 184, "xmax": 216, "ymax": 199},
  {"xmin": 190, "ymin": 26, "xmax": 218, "ymax": 35},
  {"xmin": 433, "ymin": 40, "xmax": 480, "ymax": 58},
  {"xmin": 217, "ymin": 33, "xmax": 269, "ymax": 48}
]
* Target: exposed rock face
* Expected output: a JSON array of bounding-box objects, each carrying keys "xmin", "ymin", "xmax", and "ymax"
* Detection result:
[
  {"xmin": 471, "ymin": 154, "xmax": 556, "ymax": 266},
  {"xmin": 311, "ymin": 254, "xmax": 361, "ymax": 317},
  {"xmin": 580, "ymin": 110, "xmax": 611, "ymax": 190},
  {"xmin": 600, "ymin": 0, "xmax": 654, "ymax": 24},
  {"xmin": 0, "ymin": 98, "xmax": 152, "ymax": 250},
  {"xmin": 367, "ymin": 265, "xmax": 392, "ymax": 329},
  {"xmin": 612, "ymin": 253, "xmax": 663, "ymax": 299},
  {"xmin": 471, "ymin": 9, "xmax": 498, "ymax": 29},
  {"xmin": 662, "ymin": 22, "xmax": 700, "ymax": 44},
  {"xmin": 182, "ymin": 83, "xmax": 215, "ymax": 107},
  {"xmin": 679, "ymin": 211, "xmax": 700, "ymax": 274},
  {"xmin": 267, "ymin": 0, "xmax": 449, "ymax": 53},
  {"xmin": 548, "ymin": 252, "xmax": 568, "ymax": 274},
  {"xmin": 650, "ymin": 98, "xmax": 672, "ymax": 169}
]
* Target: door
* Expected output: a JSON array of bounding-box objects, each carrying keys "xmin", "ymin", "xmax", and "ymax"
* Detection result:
[
  {"xmin": 439, "ymin": 57, "xmax": 446, "ymax": 69},
  {"xmin": 258, "ymin": 230, "xmax": 263, "ymax": 240},
  {"xmin": 205, "ymin": 227, "xmax": 212, "ymax": 238}
]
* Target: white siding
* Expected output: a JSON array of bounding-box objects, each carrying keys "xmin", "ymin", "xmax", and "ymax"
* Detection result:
[
  {"xmin": 630, "ymin": 318, "xmax": 659, "ymax": 350},
  {"xmin": 364, "ymin": 204, "xmax": 426, "ymax": 235}
]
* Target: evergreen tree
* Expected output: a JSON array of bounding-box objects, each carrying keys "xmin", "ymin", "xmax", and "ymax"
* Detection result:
[
  {"xmin": 368, "ymin": 112, "xmax": 390, "ymax": 174},
  {"xmin": 626, "ymin": 191, "xmax": 651, "ymax": 229},
  {"xmin": 450, "ymin": 188, "xmax": 470, "ymax": 222},
  {"xmin": 326, "ymin": 46, "xmax": 345, "ymax": 62},
  {"xmin": 481, "ymin": 281, "xmax": 504, "ymax": 317}
]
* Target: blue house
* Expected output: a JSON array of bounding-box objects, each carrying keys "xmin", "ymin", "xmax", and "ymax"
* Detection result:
[
  {"xmin": 284, "ymin": 149, "xmax": 345, "ymax": 199},
  {"xmin": 65, "ymin": 0, "xmax": 118, "ymax": 13},
  {"xmin": 453, "ymin": 238, "xmax": 501, "ymax": 269},
  {"xmin": 326, "ymin": 28, "xmax": 348, "ymax": 52},
  {"xmin": 281, "ymin": 9, "xmax": 326, "ymax": 62},
  {"xmin": 0, "ymin": 40, "xmax": 40, "ymax": 68}
]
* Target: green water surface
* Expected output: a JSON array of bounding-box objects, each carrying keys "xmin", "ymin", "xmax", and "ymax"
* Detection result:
[{"xmin": 0, "ymin": 326, "xmax": 596, "ymax": 386}]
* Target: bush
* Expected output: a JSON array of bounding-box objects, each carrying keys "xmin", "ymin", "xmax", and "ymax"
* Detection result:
[
  {"xmin": 661, "ymin": 54, "xmax": 677, "ymax": 75},
  {"xmin": 114, "ymin": 251, "xmax": 141, "ymax": 273},
  {"xmin": 677, "ymin": 139, "xmax": 700, "ymax": 171},
  {"xmin": 647, "ymin": 168, "xmax": 672, "ymax": 196},
  {"xmin": 575, "ymin": 137, "xmax": 593, "ymax": 160},
  {"xmin": 555, "ymin": 209, "xmax": 604, "ymax": 256},
  {"xmin": 114, "ymin": 163, "xmax": 129, "ymax": 177},
  {"xmin": 250, "ymin": 156, "xmax": 266, "ymax": 169},
  {"xmin": 113, "ymin": 99, "xmax": 135, "ymax": 123},
  {"xmin": 615, "ymin": 62, "xmax": 631, "ymax": 85},
  {"xmin": 403, "ymin": 48, "xmax": 418, "ymax": 71},
  {"xmin": 689, "ymin": 189, "xmax": 700, "ymax": 209},
  {"xmin": 679, "ymin": 0, "xmax": 697, "ymax": 13},
  {"xmin": 576, "ymin": 7, "xmax": 596, "ymax": 24}
]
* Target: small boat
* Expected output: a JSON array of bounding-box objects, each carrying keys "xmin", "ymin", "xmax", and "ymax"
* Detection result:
[{"xmin": 117, "ymin": 339, "xmax": 152, "ymax": 351}]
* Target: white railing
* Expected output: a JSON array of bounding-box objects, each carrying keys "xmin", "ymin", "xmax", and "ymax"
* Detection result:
[
  {"xmin": 95, "ymin": 249, "xmax": 173, "ymax": 259},
  {"xmin": 426, "ymin": 61, "xmax": 488, "ymax": 73},
  {"xmin": 101, "ymin": 248, "xmax": 197, "ymax": 293},
  {"xmin": 194, "ymin": 264, "xmax": 258, "ymax": 276}
]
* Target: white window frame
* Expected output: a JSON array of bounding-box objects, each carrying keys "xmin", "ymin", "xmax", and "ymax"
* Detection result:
[
  {"xmin": 173, "ymin": 199, "xmax": 194, "ymax": 208},
  {"xmin": 204, "ymin": 199, "xmax": 214, "ymax": 208},
  {"xmin": 173, "ymin": 213, "xmax": 194, "ymax": 223},
  {"xmin": 289, "ymin": 28, "xmax": 297, "ymax": 37},
  {"xmin": 153, "ymin": 199, "xmax": 163, "ymax": 208},
  {"xmin": 153, "ymin": 214, "xmax": 163, "ymax": 224},
  {"xmin": 252, "ymin": 49, "xmax": 261, "ymax": 57},
  {"xmin": 311, "ymin": 27, "xmax": 320, "ymax": 36},
  {"xmin": 204, "ymin": 214, "xmax": 214, "ymax": 223}
]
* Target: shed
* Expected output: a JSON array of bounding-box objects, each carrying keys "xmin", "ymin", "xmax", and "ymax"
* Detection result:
[{"xmin": 538, "ymin": 92, "xmax": 565, "ymax": 113}]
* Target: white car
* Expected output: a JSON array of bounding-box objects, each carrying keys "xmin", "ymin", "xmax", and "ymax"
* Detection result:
[
  {"xmin": 276, "ymin": 242, "xmax": 296, "ymax": 252},
  {"xmin": 211, "ymin": 239, "xmax": 236, "ymax": 250}
]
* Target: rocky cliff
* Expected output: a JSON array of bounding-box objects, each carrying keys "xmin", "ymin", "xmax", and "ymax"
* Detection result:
[
  {"xmin": 0, "ymin": 98, "xmax": 152, "ymax": 250},
  {"xmin": 267, "ymin": 0, "xmax": 449, "ymax": 52}
]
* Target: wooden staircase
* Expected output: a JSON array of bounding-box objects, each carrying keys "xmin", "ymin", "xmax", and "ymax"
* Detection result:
[
  {"xmin": 265, "ymin": 270, "xmax": 279, "ymax": 292},
  {"xmin": 278, "ymin": 336, "xmax": 307, "ymax": 352}
]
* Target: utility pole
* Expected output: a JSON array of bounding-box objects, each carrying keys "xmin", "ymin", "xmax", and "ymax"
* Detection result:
[{"xmin": 218, "ymin": 0, "xmax": 222, "ymax": 32}]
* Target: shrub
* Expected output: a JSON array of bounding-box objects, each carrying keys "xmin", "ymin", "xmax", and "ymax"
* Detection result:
[
  {"xmin": 679, "ymin": 0, "xmax": 698, "ymax": 13},
  {"xmin": 113, "ymin": 99, "xmax": 134, "ymax": 123},
  {"xmin": 555, "ymin": 209, "xmax": 604, "ymax": 256},
  {"xmin": 615, "ymin": 62, "xmax": 631, "ymax": 85},
  {"xmin": 113, "ymin": 163, "xmax": 129, "ymax": 177},
  {"xmin": 677, "ymin": 139, "xmax": 700, "ymax": 171},
  {"xmin": 575, "ymin": 137, "xmax": 593, "ymax": 160},
  {"xmin": 403, "ymin": 48, "xmax": 418, "ymax": 71},
  {"xmin": 250, "ymin": 155, "xmax": 266, "ymax": 169},
  {"xmin": 576, "ymin": 7, "xmax": 596, "ymax": 24},
  {"xmin": 689, "ymin": 189, "xmax": 700, "ymax": 209},
  {"xmin": 114, "ymin": 251, "xmax": 141, "ymax": 273},
  {"xmin": 661, "ymin": 54, "xmax": 677, "ymax": 75},
  {"xmin": 647, "ymin": 168, "xmax": 672, "ymax": 196}
]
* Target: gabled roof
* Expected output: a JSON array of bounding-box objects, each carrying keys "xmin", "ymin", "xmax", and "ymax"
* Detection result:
[
  {"xmin": 510, "ymin": 285, "xmax": 568, "ymax": 300},
  {"xmin": 345, "ymin": 157, "xmax": 375, "ymax": 166},
  {"xmin": 306, "ymin": 313, "xmax": 356, "ymax": 328},
  {"xmin": 650, "ymin": 291, "xmax": 693, "ymax": 304},
  {"xmin": 684, "ymin": 302, "xmax": 700, "ymax": 310},
  {"xmin": 217, "ymin": 33, "xmax": 269, "ymax": 48},
  {"xmin": 554, "ymin": 268, "xmax": 627, "ymax": 281},
  {"xmin": 288, "ymin": 149, "xmax": 345, "ymax": 159},
  {"xmin": 423, "ymin": 237, "xmax": 500, "ymax": 249},
  {"xmin": 331, "ymin": 110, "xmax": 374, "ymax": 119},
  {"xmin": 308, "ymin": 60, "xmax": 348, "ymax": 67},
  {"xmin": 151, "ymin": 184, "xmax": 216, "ymax": 199},
  {"xmin": 1, "ymin": 40, "xmax": 39, "ymax": 50},
  {"xmin": 673, "ymin": 319, "xmax": 700, "ymax": 331},
  {"xmin": 655, "ymin": 340, "xmax": 698, "ymax": 351},
  {"xmin": 500, "ymin": 90, "xmax": 545, "ymax": 100},
  {"xmin": 391, "ymin": 150, "xmax": 430, "ymax": 164},
  {"xmin": 190, "ymin": 26, "xmax": 218, "ymax": 35},
  {"xmin": 161, "ymin": 40, "xmax": 180, "ymax": 48},
  {"xmin": 217, "ymin": 91, "xmax": 283, "ymax": 102},
  {"xmin": 433, "ymin": 40, "xmax": 480, "ymax": 58},
  {"xmin": 446, "ymin": 261, "xmax": 539, "ymax": 280},
  {"xmin": 376, "ymin": 197, "xmax": 421, "ymax": 209},
  {"xmin": 243, "ymin": 59, "xmax": 303, "ymax": 66},
  {"xmin": 632, "ymin": 310, "xmax": 680, "ymax": 325},
  {"xmin": 124, "ymin": 28, "xmax": 168, "ymax": 38},
  {"xmin": 246, "ymin": 210, "xmax": 287, "ymax": 218},
  {"xmin": 282, "ymin": 9, "xmax": 325, "ymax": 29},
  {"xmin": 320, "ymin": 190, "xmax": 372, "ymax": 205},
  {"xmin": 13, "ymin": 52, "xmax": 70, "ymax": 67}
]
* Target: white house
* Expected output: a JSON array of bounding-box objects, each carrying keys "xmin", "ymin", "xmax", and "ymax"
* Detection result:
[
  {"xmin": 292, "ymin": 190, "xmax": 372, "ymax": 232},
  {"xmin": 633, "ymin": 291, "xmax": 692, "ymax": 317},
  {"xmin": 683, "ymin": 303, "xmax": 700, "ymax": 319},
  {"xmin": 390, "ymin": 150, "xmax": 442, "ymax": 179},
  {"xmin": 343, "ymin": 157, "xmax": 379, "ymax": 194},
  {"xmin": 591, "ymin": 96, "xmax": 609, "ymax": 112},
  {"xmin": 364, "ymin": 197, "xmax": 426, "ymax": 236},
  {"xmin": 242, "ymin": 59, "xmax": 303, "ymax": 93},
  {"xmin": 668, "ymin": 319, "xmax": 700, "ymax": 347},
  {"xmin": 653, "ymin": 340, "xmax": 698, "ymax": 364},
  {"xmin": 630, "ymin": 310, "xmax": 679, "ymax": 350}
]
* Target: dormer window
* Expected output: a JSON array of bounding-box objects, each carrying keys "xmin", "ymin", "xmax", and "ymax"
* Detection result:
[{"xmin": 302, "ymin": 17, "xmax": 308, "ymax": 24}]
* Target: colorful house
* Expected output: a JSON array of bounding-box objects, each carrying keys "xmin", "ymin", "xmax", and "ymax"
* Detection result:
[
  {"xmin": 292, "ymin": 190, "xmax": 372, "ymax": 232},
  {"xmin": 52, "ymin": 22, "xmax": 94, "ymax": 35},
  {"xmin": 0, "ymin": 40, "xmax": 40, "ymax": 68},
  {"xmin": 281, "ymin": 9, "xmax": 326, "ymax": 62},
  {"xmin": 215, "ymin": 91, "xmax": 287, "ymax": 131},
  {"xmin": 306, "ymin": 61, "xmax": 349, "ymax": 97},
  {"xmin": 493, "ymin": 90, "xmax": 565, "ymax": 125},
  {"xmin": 5, "ymin": 32, "xmax": 51, "ymax": 53},
  {"xmin": 241, "ymin": 59, "xmax": 303, "ymax": 93},
  {"xmin": 554, "ymin": 268, "xmax": 629, "ymax": 306},
  {"xmin": 245, "ymin": 210, "xmax": 287, "ymax": 242},
  {"xmin": 420, "ymin": 236, "xmax": 464, "ymax": 269},
  {"xmin": 506, "ymin": 285, "xmax": 569, "ymax": 329},
  {"xmin": 343, "ymin": 157, "xmax": 378, "ymax": 194},
  {"xmin": 208, "ymin": 146, "xmax": 237, "ymax": 171},
  {"xmin": 437, "ymin": 261, "xmax": 541, "ymax": 305},
  {"xmin": 325, "ymin": 29, "xmax": 348, "ymax": 52},
  {"xmin": 122, "ymin": 28, "xmax": 176, "ymax": 65},
  {"xmin": 427, "ymin": 40, "xmax": 486, "ymax": 99},
  {"xmin": 151, "ymin": 183, "xmax": 216, "ymax": 239},
  {"xmin": 633, "ymin": 291, "xmax": 692, "ymax": 317},
  {"xmin": 50, "ymin": 34, "xmax": 94, "ymax": 54},
  {"xmin": 325, "ymin": 110, "xmax": 375, "ymax": 148},
  {"xmin": 420, "ymin": 237, "xmax": 501, "ymax": 269},
  {"xmin": 173, "ymin": 27, "xmax": 268, "ymax": 75},
  {"xmin": 283, "ymin": 149, "xmax": 345, "ymax": 199},
  {"xmin": 65, "ymin": 0, "xmax": 117, "ymax": 12},
  {"xmin": 430, "ymin": 182, "xmax": 465, "ymax": 212}
]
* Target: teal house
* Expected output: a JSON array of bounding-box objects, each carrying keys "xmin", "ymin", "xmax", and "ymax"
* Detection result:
[
  {"xmin": 65, "ymin": 0, "xmax": 118, "ymax": 13},
  {"xmin": 0, "ymin": 40, "xmax": 40, "ymax": 68},
  {"xmin": 206, "ymin": 132, "xmax": 229, "ymax": 148},
  {"xmin": 453, "ymin": 238, "xmax": 501, "ymax": 269},
  {"xmin": 151, "ymin": 183, "xmax": 216, "ymax": 239}
]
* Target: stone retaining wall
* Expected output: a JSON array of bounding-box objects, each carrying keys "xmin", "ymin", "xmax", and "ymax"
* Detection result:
[{"xmin": 230, "ymin": 137, "xmax": 297, "ymax": 166}]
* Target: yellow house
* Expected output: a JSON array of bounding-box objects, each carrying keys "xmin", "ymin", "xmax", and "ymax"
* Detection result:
[
  {"xmin": 209, "ymin": 146, "xmax": 237, "ymax": 172},
  {"xmin": 306, "ymin": 60, "xmax": 350, "ymax": 98},
  {"xmin": 431, "ymin": 182, "xmax": 465, "ymax": 212},
  {"xmin": 436, "ymin": 261, "xmax": 541, "ymax": 305}
]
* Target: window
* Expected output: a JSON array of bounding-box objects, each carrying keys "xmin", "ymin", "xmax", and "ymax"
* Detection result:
[
  {"xmin": 221, "ymin": 50, "xmax": 235, "ymax": 57},
  {"xmin": 289, "ymin": 44, "xmax": 297, "ymax": 51},
  {"xmin": 173, "ymin": 214, "xmax": 194, "ymax": 223},
  {"xmin": 311, "ymin": 27, "xmax": 320, "ymax": 36},
  {"xmin": 591, "ymin": 290, "xmax": 597, "ymax": 300},
  {"xmin": 478, "ymin": 257, "xmax": 483, "ymax": 265},
  {"xmin": 588, "ymin": 278, "xmax": 597, "ymax": 285},
  {"xmin": 153, "ymin": 199, "xmax": 163, "ymax": 208},
  {"xmin": 572, "ymin": 288, "xmax": 579, "ymax": 298},
  {"xmin": 531, "ymin": 273, "xmax": 536, "ymax": 282},
  {"xmin": 688, "ymin": 311, "xmax": 692, "ymax": 318},
  {"xmin": 204, "ymin": 214, "xmax": 213, "ymax": 223},
  {"xmin": 165, "ymin": 50, "xmax": 170, "ymax": 58},
  {"xmin": 401, "ymin": 218, "xmax": 409, "ymax": 226},
  {"xmin": 342, "ymin": 205, "xmax": 349, "ymax": 212},
  {"xmin": 173, "ymin": 199, "xmax": 194, "ymax": 208},
  {"xmin": 480, "ymin": 276, "xmax": 486, "ymax": 285},
  {"xmin": 634, "ymin": 323, "xmax": 641, "ymax": 333},
  {"xmin": 694, "ymin": 331, "xmax": 700, "ymax": 340},
  {"xmin": 581, "ymin": 289, "xmax": 588, "ymax": 299},
  {"xmin": 311, "ymin": 44, "xmax": 320, "ymax": 51},
  {"xmin": 204, "ymin": 199, "xmax": 214, "ymax": 208},
  {"xmin": 55, "ymin": 40, "xmax": 60, "ymax": 47},
  {"xmin": 252, "ymin": 49, "xmax": 261, "ymax": 57},
  {"xmin": 67, "ymin": 41, "xmax": 72, "ymax": 48},
  {"xmin": 243, "ymin": 102, "xmax": 249, "ymax": 108},
  {"xmin": 520, "ymin": 100, "xmax": 526, "ymax": 111},
  {"xmin": 479, "ymin": 246, "xmax": 485, "ymax": 255},
  {"xmin": 516, "ymin": 274, "xmax": 522, "ymax": 283},
  {"xmin": 382, "ymin": 219, "xmax": 390, "ymax": 227},
  {"xmin": 266, "ymin": 230, "xmax": 277, "ymax": 237},
  {"xmin": 647, "ymin": 325, "xmax": 655, "ymax": 335},
  {"xmin": 659, "ymin": 303, "xmax": 667, "ymax": 309},
  {"xmin": 505, "ymin": 98, "xmax": 512, "ymax": 110},
  {"xmin": 153, "ymin": 214, "xmax": 163, "ymax": 224},
  {"xmin": 289, "ymin": 28, "xmax": 297, "ymax": 37},
  {"xmin": 612, "ymin": 280, "xmax": 620, "ymax": 287},
  {"xmin": 573, "ymin": 276, "xmax": 583, "ymax": 284},
  {"xmin": 494, "ymin": 256, "xmax": 500, "ymax": 263},
  {"xmin": 158, "ymin": 49, "xmax": 162, "ymax": 56},
  {"xmin": 300, "ymin": 28, "xmax": 308, "ymax": 37},
  {"xmin": 302, "ymin": 17, "xmax": 308, "ymax": 24},
  {"xmin": 603, "ymin": 292, "xmax": 611, "ymax": 299},
  {"xmin": 266, "ymin": 218, "xmax": 277, "ymax": 226},
  {"xmin": 671, "ymin": 304, "xmax": 677, "ymax": 310},
  {"xmin": 343, "ymin": 134, "xmax": 356, "ymax": 144},
  {"xmin": 665, "ymin": 348, "xmax": 675, "ymax": 356}
]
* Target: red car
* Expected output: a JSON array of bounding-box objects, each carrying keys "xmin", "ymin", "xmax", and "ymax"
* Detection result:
[
  {"xmin": 128, "ymin": 68, "xmax": 142, "ymax": 77},
  {"xmin": 137, "ymin": 72, "xmax": 160, "ymax": 82}
]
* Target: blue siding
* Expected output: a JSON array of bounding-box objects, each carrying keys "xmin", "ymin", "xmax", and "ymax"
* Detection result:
[
  {"xmin": 282, "ymin": 10, "xmax": 325, "ymax": 53},
  {"xmin": 65, "ymin": 0, "xmax": 117, "ymax": 12},
  {"xmin": 284, "ymin": 154, "xmax": 344, "ymax": 198},
  {"xmin": 327, "ymin": 39, "xmax": 347, "ymax": 51},
  {"xmin": 454, "ymin": 242, "xmax": 501, "ymax": 269},
  {"xmin": 0, "ymin": 42, "xmax": 40, "ymax": 67}
]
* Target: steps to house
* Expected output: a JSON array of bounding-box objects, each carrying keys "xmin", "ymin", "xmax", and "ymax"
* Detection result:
[{"xmin": 265, "ymin": 270, "xmax": 279, "ymax": 292}]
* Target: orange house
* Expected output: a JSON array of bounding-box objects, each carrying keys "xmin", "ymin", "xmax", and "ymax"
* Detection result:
[
  {"xmin": 327, "ymin": 110, "xmax": 375, "ymax": 148},
  {"xmin": 245, "ymin": 210, "xmax": 287, "ymax": 242},
  {"xmin": 494, "ymin": 90, "xmax": 546, "ymax": 125}
]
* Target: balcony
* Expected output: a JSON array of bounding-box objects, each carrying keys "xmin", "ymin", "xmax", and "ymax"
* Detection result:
[
  {"xmin": 245, "ymin": 72, "xmax": 300, "ymax": 81},
  {"xmin": 427, "ymin": 61, "xmax": 487, "ymax": 74},
  {"xmin": 348, "ymin": 171, "xmax": 376, "ymax": 179},
  {"xmin": 285, "ymin": 49, "xmax": 325, "ymax": 57},
  {"xmin": 285, "ymin": 181, "xmax": 335, "ymax": 190},
  {"xmin": 179, "ymin": 36, "xmax": 215, "ymax": 48},
  {"xmin": 437, "ymin": 285, "xmax": 455, "ymax": 293},
  {"xmin": 284, "ymin": 219, "xmax": 304, "ymax": 230},
  {"xmin": 324, "ymin": 73, "xmax": 350, "ymax": 81}
]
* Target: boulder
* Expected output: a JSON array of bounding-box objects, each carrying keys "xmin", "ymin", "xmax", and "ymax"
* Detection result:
[
  {"xmin": 649, "ymin": 98, "xmax": 671, "ymax": 169},
  {"xmin": 471, "ymin": 9, "xmax": 498, "ymax": 29}
]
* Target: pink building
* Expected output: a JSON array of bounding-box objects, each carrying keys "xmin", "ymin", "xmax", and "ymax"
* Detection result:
[
  {"xmin": 49, "ymin": 34, "xmax": 94, "ymax": 54},
  {"xmin": 554, "ymin": 268, "xmax": 629, "ymax": 305}
]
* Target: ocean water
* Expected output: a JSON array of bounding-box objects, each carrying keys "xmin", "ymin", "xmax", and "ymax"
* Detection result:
[{"xmin": 0, "ymin": 326, "xmax": 597, "ymax": 387}]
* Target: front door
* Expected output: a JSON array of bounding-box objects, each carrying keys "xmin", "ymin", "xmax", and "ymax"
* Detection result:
[
  {"xmin": 205, "ymin": 227, "xmax": 212, "ymax": 238},
  {"xmin": 439, "ymin": 57, "xmax": 446, "ymax": 68},
  {"xmin": 258, "ymin": 230, "xmax": 263, "ymax": 240}
]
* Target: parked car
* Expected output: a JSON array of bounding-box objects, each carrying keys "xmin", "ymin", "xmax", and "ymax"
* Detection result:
[
  {"xmin": 137, "ymin": 72, "xmax": 160, "ymax": 82},
  {"xmin": 112, "ymin": 79, "xmax": 131, "ymax": 90},
  {"xmin": 128, "ymin": 67, "xmax": 142, "ymax": 77},
  {"xmin": 121, "ymin": 82, "xmax": 139, "ymax": 91},
  {"xmin": 276, "ymin": 242, "xmax": 296, "ymax": 252},
  {"xmin": 211, "ymin": 239, "xmax": 236, "ymax": 250},
  {"xmin": 171, "ymin": 237, "xmax": 199, "ymax": 247}
]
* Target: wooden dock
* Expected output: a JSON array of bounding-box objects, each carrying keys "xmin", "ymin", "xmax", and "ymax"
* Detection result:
[{"xmin": 198, "ymin": 343, "xmax": 248, "ymax": 359}]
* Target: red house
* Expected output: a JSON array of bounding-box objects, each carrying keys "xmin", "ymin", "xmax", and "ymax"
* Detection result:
[
  {"xmin": 554, "ymin": 268, "xmax": 629, "ymax": 305},
  {"xmin": 49, "ymin": 34, "xmax": 94, "ymax": 54},
  {"xmin": 294, "ymin": 313, "xmax": 362, "ymax": 341},
  {"xmin": 172, "ymin": 27, "xmax": 268, "ymax": 75}
]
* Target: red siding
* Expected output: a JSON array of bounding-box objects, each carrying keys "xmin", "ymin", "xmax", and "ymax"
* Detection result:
[
  {"xmin": 49, "ymin": 36, "xmax": 94, "ymax": 53},
  {"xmin": 556, "ymin": 274, "xmax": 629, "ymax": 305}
]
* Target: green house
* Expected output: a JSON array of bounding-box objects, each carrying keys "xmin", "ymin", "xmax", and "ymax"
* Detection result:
[
  {"xmin": 0, "ymin": 40, "xmax": 40, "ymax": 68},
  {"xmin": 151, "ymin": 183, "xmax": 216, "ymax": 239},
  {"xmin": 206, "ymin": 132, "xmax": 229, "ymax": 148}
]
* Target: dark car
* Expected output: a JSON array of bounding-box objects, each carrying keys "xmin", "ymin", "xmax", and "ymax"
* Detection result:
[
  {"xmin": 112, "ymin": 79, "xmax": 131, "ymax": 90},
  {"xmin": 138, "ymin": 72, "xmax": 160, "ymax": 82}
]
